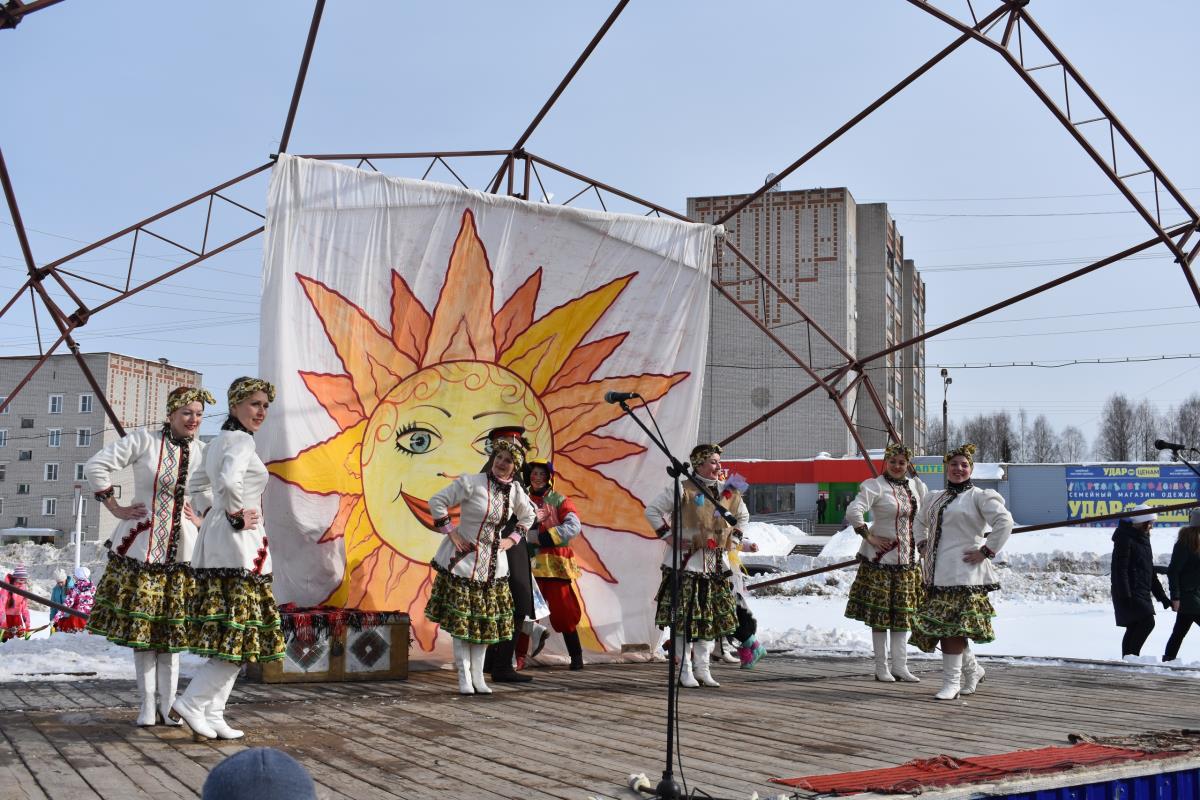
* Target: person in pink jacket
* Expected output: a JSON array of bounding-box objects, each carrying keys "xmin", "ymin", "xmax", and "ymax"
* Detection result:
[{"xmin": 1, "ymin": 565, "xmax": 32, "ymax": 642}]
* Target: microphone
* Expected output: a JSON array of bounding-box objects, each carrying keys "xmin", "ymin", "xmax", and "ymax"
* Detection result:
[
  {"xmin": 1154, "ymin": 438, "xmax": 1187, "ymax": 452},
  {"xmin": 604, "ymin": 391, "xmax": 640, "ymax": 404}
]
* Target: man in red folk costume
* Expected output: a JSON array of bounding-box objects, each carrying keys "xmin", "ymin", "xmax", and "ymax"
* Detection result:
[{"xmin": 521, "ymin": 460, "xmax": 585, "ymax": 670}]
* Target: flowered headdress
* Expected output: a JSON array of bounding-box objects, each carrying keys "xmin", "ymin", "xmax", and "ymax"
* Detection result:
[
  {"xmin": 485, "ymin": 426, "xmax": 531, "ymax": 469},
  {"xmin": 689, "ymin": 443, "xmax": 722, "ymax": 469},
  {"xmin": 884, "ymin": 442, "xmax": 914, "ymax": 460},
  {"xmin": 228, "ymin": 376, "xmax": 277, "ymax": 407},
  {"xmin": 944, "ymin": 442, "xmax": 977, "ymax": 464},
  {"xmin": 166, "ymin": 386, "xmax": 216, "ymax": 415}
]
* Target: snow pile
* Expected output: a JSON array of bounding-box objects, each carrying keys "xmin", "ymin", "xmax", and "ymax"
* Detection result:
[{"xmin": 740, "ymin": 521, "xmax": 801, "ymax": 556}]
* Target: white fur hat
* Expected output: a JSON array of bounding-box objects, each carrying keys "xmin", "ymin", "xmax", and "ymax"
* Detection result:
[
  {"xmin": 73, "ymin": 565, "xmax": 90, "ymax": 581},
  {"xmin": 54, "ymin": 568, "xmax": 67, "ymax": 582},
  {"xmin": 1126, "ymin": 503, "xmax": 1158, "ymax": 525}
]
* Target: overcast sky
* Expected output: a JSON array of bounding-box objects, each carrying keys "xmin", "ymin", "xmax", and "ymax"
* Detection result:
[{"xmin": 1, "ymin": 1, "xmax": 1197, "ymax": 447}]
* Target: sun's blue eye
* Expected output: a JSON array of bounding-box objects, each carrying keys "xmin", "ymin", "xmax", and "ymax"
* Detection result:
[{"xmin": 395, "ymin": 424, "xmax": 441, "ymax": 456}]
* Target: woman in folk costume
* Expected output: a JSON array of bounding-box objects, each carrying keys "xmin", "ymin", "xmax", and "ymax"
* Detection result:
[
  {"xmin": 426, "ymin": 427, "xmax": 537, "ymax": 695},
  {"xmin": 0, "ymin": 565, "xmax": 32, "ymax": 642},
  {"xmin": 85, "ymin": 386, "xmax": 213, "ymax": 726},
  {"xmin": 910, "ymin": 444, "xmax": 1013, "ymax": 700},
  {"xmin": 522, "ymin": 459, "xmax": 586, "ymax": 670},
  {"xmin": 53, "ymin": 566, "xmax": 95, "ymax": 633},
  {"xmin": 843, "ymin": 442, "xmax": 928, "ymax": 683},
  {"xmin": 645, "ymin": 443, "xmax": 747, "ymax": 688},
  {"xmin": 172, "ymin": 377, "xmax": 285, "ymax": 741}
]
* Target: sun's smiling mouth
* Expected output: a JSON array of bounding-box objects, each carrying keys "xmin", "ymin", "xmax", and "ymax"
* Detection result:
[{"xmin": 401, "ymin": 491, "xmax": 458, "ymax": 532}]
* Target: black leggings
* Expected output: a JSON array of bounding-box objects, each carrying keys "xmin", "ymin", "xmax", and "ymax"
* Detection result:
[
  {"xmin": 1121, "ymin": 616, "xmax": 1155, "ymax": 656},
  {"xmin": 1164, "ymin": 613, "xmax": 1200, "ymax": 661}
]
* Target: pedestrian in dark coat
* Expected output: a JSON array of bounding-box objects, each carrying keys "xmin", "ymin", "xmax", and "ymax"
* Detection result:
[
  {"xmin": 1110, "ymin": 504, "xmax": 1169, "ymax": 656},
  {"xmin": 1163, "ymin": 510, "xmax": 1200, "ymax": 662}
]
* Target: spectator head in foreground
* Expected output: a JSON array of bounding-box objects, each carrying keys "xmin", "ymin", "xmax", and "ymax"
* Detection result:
[{"xmin": 201, "ymin": 747, "xmax": 316, "ymax": 800}]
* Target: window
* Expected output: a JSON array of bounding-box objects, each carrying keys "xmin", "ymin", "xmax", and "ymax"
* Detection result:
[
  {"xmin": 18, "ymin": 450, "xmax": 32, "ymax": 461},
  {"xmin": 48, "ymin": 394, "xmax": 63, "ymax": 414},
  {"xmin": 15, "ymin": 516, "xmax": 27, "ymax": 527},
  {"xmin": 74, "ymin": 463, "xmax": 86, "ymax": 481},
  {"xmin": 76, "ymin": 428, "xmax": 92, "ymax": 447},
  {"xmin": 17, "ymin": 483, "xmax": 30, "ymax": 495},
  {"xmin": 0, "ymin": 430, "xmax": 6, "ymax": 447},
  {"xmin": 20, "ymin": 417, "xmax": 34, "ymax": 429},
  {"xmin": 0, "ymin": 395, "xmax": 7, "ymax": 413},
  {"xmin": 48, "ymin": 428, "xmax": 62, "ymax": 448},
  {"xmin": 0, "ymin": 464, "xmax": 5, "ymax": 481},
  {"xmin": 44, "ymin": 463, "xmax": 59, "ymax": 481},
  {"xmin": 0, "ymin": 498, "xmax": 3, "ymax": 514},
  {"xmin": 79, "ymin": 394, "xmax": 93, "ymax": 413},
  {"xmin": 42, "ymin": 497, "xmax": 56, "ymax": 516}
]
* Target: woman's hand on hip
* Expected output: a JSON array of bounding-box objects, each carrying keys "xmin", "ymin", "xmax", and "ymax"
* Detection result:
[{"xmin": 962, "ymin": 548, "xmax": 986, "ymax": 565}]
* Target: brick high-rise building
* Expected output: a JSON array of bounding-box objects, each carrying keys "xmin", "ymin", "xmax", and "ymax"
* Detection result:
[
  {"xmin": 0, "ymin": 353, "xmax": 201, "ymax": 544},
  {"xmin": 687, "ymin": 187, "xmax": 925, "ymax": 461}
]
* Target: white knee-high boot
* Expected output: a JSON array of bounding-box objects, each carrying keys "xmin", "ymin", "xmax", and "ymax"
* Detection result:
[
  {"xmin": 452, "ymin": 638, "xmax": 474, "ymax": 695},
  {"xmin": 155, "ymin": 652, "xmax": 182, "ymax": 725},
  {"xmin": 469, "ymin": 644, "xmax": 492, "ymax": 694},
  {"xmin": 204, "ymin": 661, "xmax": 244, "ymax": 740},
  {"xmin": 934, "ymin": 652, "xmax": 963, "ymax": 700},
  {"xmin": 872, "ymin": 630, "xmax": 895, "ymax": 682},
  {"xmin": 133, "ymin": 651, "xmax": 158, "ymax": 726},
  {"xmin": 692, "ymin": 640, "xmax": 720, "ymax": 687},
  {"xmin": 676, "ymin": 637, "xmax": 699, "ymax": 688},
  {"xmin": 961, "ymin": 647, "xmax": 985, "ymax": 695},
  {"xmin": 889, "ymin": 630, "xmax": 920, "ymax": 682},
  {"xmin": 718, "ymin": 638, "xmax": 740, "ymax": 664},
  {"xmin": 172, "ymin": 659, "xmax": 224, "ymax": 739}
]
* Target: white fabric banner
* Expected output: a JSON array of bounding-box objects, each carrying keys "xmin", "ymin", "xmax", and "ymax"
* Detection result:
[{"xmin": 258, "ymin": 154, "xmax": 715, "ymax": 657}]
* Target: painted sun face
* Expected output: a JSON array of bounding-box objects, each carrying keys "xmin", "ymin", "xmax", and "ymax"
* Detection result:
[
  {"xmin": 269, "ymin": 208, "xmax": 690, "ymax": 651},
  {"xmin": 360, "ymin": 362, "xmax": 551, "ymax": 562}
]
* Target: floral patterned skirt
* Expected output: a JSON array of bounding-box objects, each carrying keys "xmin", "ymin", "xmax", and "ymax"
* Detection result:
[
  {"xmin": 86, "ymin": 551, "xmax": 196, "ymax": 652},
  {"xmin": 424, "ymin": 564, "xmax": 515, "ymax": 644},
  {"xmin": 187, "ymin": 570, "xmax": 285, "ymax": 663},
  {"xmin": 844, "ymin": 560, "xmax": 923, "ymax": 631},
  {"xmin": 909, "ymin": 584, "xmax": 998, "ymax": 653},
  {"xmin": 654, "ymin": 567, "xmax": 737, "ymax": 642}
]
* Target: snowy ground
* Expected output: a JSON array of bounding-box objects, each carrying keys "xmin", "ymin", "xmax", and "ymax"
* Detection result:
[{"xmin": 3, "ymin": 523, "xmax": 1199, "ymax": 681}]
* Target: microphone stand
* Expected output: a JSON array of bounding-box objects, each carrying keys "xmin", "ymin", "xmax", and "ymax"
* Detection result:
[
  {"xmin": 614, "ymin": 399, "xmax": 737, "ymax": 800},
  {"xmin": 1172, "ymin": 448, "xmax": 1200, "ymax": 480}
]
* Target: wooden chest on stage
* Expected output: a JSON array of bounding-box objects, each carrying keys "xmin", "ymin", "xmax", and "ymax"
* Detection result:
[{"xmin": 245, "ymin": 608, "xmax": 410, "ymax": 684}]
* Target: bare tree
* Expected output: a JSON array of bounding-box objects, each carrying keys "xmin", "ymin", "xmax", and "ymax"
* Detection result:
[
  {"xmin": 1028, "ymin": 414, "xmax": 1061, "ymax": 462},
  {"xmin": 958, "ymin": 411, "xmax": 1016, "ymax": 462},
  {"xmin": 1096, "ymin": 394, "xmax": 1135, "ymax": 460},
  {"xmin": 1168, "ymin": 394, "xmax": 1200, "ymax": 455},
  {"xmin": 925, "ymin": 414, "xmax": 958, "ymax": 456},
  {"xmin": 1130, "ymin": 399, "xmax": 1162, "ymax": 460},
  {"xmin": 1014, "ymin": 409, "xmax": 1031, "ymax": 463},
  {"xmin": 1060, "ymin": 426, "xmax": 1088, "ymax": 461}
]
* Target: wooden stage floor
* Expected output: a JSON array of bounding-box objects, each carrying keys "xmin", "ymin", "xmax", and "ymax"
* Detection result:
[{"xmin": 1, "ymin": 654, "xmax": 1196, "ymax": 800}]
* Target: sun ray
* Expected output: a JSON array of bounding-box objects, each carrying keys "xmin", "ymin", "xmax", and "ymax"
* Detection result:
[
  {"xmin": 298, "ymin": 275, "xmax": 417, "ymax": 408},
  {"xmin": 543, "ymin": 373, "xmax": 688, "ymax": 448},
  {"xmin": 299, "ymin": 372, "xmax": 366, "ymax": 429},
  {"xmin": 389, "ymin": 271, "xmax": 431, "ymax": 365},
  {"xmin": 493, "ymin": 268, "xmax": 541, "ymax": 355},
  {"xmin": 269, "ymin": 421, "xmax": 367, "ymax": 497},
  {"xmin": 424, "ymin": 209, "xmax": 497, "ymax": 365},
  {"xmin": 560, "ymin": 433, "xmax": 646, "ymax": 468},
  {"xmin": 318, "ymin": 495, "xmax": 364, "ymax": 544},
  {"xmin": 324, "ymin": 499, "xmax": 383, "ymax": 607},
  {"xmin": 499, "ymin": 274, "xmax": 633, "ymax": 393},
  {"xmin": 545, "ymin": 333, "xmax": 628, "ymax": 393}
]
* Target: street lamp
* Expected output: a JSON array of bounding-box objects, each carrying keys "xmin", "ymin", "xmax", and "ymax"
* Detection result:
[{"xmin": 940, "ymin": 368, "xmax": 952, "ymax": 451}]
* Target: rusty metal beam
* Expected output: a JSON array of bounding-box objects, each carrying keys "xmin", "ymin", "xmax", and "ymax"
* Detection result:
[
  {"xmin": 856, "ymin": 222, "xmax": 1192, "ymax": 369},
  {"xmin": 905, "ymin": 0, "xmax": 1200, "ymax": 307},
  {"xmin": 715, "ymin": 1, "xmax": 1012, "ymax": 226},
  {"xmin": 277, "ymin": 0, "xmax": 326, "ymax": 154},
  {"xmin": 0, "ymin": 0, "xmax": 66, "ymax": 30}
]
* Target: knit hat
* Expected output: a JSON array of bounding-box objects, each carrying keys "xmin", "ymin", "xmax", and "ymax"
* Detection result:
[
  {"xmin": 11, "ymin": 564, "xmax": 27, "ymax": 581},
  {"xmin": 54, "ymin": 568, "xmax": 67, "ymax": 582},
  {"xmin": 73, "ymin": 566, "xmax": 90, "ymax": 581},
  {"xmin": 201, "ymin": 748, "xmax": 316, "ymax": 800},
  {"xmin": 1126, "ymin": 503, "xmax": 1158, "ymax": 525}
]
